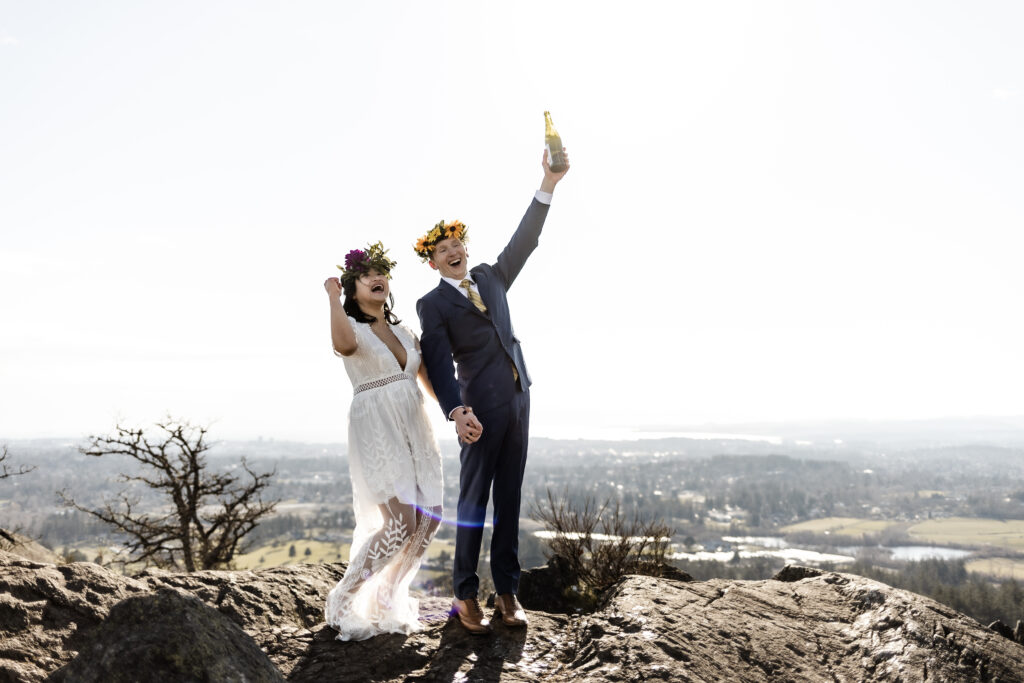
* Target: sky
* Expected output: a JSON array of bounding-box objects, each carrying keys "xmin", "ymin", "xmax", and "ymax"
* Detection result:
[{"xmin": 1, "ymin": 2, "xmax": 1023, "ymax": 443}]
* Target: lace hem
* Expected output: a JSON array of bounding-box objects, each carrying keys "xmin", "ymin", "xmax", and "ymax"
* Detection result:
[
  {"xmin": 328, "ymin": 597, "xmax": 421, "ymax": 642},
  {"xmin": 324, "ymin": 500, "xmax": 440, "ymax": 642}
]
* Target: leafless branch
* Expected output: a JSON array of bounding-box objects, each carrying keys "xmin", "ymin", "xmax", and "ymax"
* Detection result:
[
  {"xmin": 0, "ymin": 445, "xmax": 36, "ymax": 480},
  {"xmin": 61, "ymin": 418, "xmax": 278, "ymax": 571}
]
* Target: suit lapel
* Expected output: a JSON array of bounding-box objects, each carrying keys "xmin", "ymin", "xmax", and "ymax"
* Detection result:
[{"xmin": 436, "ymin": 279, "xmax": 486, "ymax": 317}]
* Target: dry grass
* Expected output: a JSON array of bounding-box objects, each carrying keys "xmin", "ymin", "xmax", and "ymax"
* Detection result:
[
  {"xmin": 966, "ymin": 557, "xmax": 1024, "ymax": 579},
  {"xmin": 232, "ymin": 540, "xmax": 349, "ymax": 569},
  {"xmin": 908, "ymin": 517, "xmax": 1024, "ymax": 552}
]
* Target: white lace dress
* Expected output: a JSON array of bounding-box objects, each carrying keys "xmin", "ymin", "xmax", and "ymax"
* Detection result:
[{"xmin": 324, "ymin": 318, "xmax": 444, "ymax": 641}]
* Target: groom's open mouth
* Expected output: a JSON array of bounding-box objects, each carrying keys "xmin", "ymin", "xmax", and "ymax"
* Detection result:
[{"xmin": 447, "ymin": 258, "xmax": 462, "ymax": 268}]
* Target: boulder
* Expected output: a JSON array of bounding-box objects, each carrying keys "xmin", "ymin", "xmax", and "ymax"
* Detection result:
[
  {"xmin": 0, "ymin": 552, "xmax": 151, "ymax": 682},
  {"xmin": 47, "ymin": 589, "xmax": 284, "ymax": 682}
]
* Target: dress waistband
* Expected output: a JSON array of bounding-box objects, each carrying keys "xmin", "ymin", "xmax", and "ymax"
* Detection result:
[{"xmin": 354, "ymin": 373, "xmax": 413, "ymax": 395}]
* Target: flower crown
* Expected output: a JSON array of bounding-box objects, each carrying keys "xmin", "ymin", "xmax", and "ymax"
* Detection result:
[
  {"xmin": 337, "ymin": 241, "xmax": 397, "ymax": 282},
  {"xmin": 413, "ymin": 220, "xmax": 468, "ymax": 262}
]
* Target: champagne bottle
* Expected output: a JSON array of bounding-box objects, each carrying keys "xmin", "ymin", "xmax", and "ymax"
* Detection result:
[{"xmin": 544, "ymin": 111, "xmax": 567, "ymax": 173}]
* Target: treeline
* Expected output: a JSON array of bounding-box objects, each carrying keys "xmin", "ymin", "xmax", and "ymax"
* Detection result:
[
  {"xmin": 245, "ymin": 508, "xmax": 356, "ymax": 546},
  {"xmin": 524, "ymin": 454, "xmax": 884, "ymax": 529},
  {"xmin": 699, "ymin": 455, "xmax": 879, "ymax": 526},
  {"xmin": 30, "ymin": 510, "xmax": 112, "ymax": 548},
  {"xmin": 524, "ymin": 450, "xmax": 1024, "ymax": 531}
]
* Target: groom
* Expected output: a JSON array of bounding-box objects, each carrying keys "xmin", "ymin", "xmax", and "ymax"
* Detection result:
[{"xmin": 416, "ymin": 150, "xmax": 569, "ymax": 633}]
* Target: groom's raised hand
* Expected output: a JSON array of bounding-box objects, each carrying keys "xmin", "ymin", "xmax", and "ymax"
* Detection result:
[
  {"xmin": 539, "ymin": 148, "xmax": 570, "ymax": 194},
  {"xmin": 454, "ymin": 407, "xmax": 483, "ymax": 444}
]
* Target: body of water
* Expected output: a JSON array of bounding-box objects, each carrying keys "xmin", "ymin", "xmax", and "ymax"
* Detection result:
[
  {"xmin": 722, "ymin": 535, "xmax": 787, "ymax": 549},
  {"xmin": 537, "ymin": 532, "xmax": 972, "ymax": 568},
  {"xmin": 837, "ymin": 545, "xmax": 973, "ymax": 561},
  {"xmin": 669, "ymin": 548, "xmax": 856, "ymax": 565}
]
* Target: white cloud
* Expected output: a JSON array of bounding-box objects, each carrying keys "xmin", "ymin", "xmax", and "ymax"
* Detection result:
[
  {"xmin": 992, "ymin": 87, "xmax": 1018, "ymax": 101},
  {"xmin": 0, "ymin": 34, "xmax": 19, "ymax": 46}
]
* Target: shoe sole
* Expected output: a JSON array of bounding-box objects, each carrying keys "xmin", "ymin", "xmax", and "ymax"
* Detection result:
[
  {"xmin": 493, "ymin": 609, "xmax": 528, "ymax": 627},
  {"xmin": 457, "ymin": 618, "xmax": 492, "ymax": 635}
]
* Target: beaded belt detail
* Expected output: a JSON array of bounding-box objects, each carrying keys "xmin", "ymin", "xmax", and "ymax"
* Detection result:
[{"xmin": 354, "ymin": 373, "xmax": 412, "ymax": 395}]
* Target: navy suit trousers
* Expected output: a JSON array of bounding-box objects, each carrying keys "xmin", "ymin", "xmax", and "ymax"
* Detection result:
[{"xmin": 453, "ymin": 389, "xmax": 530, "ymax": 599}]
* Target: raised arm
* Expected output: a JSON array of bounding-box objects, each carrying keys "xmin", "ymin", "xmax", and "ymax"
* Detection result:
[
  {"xmin": 324, "ymin": 277, "xmax": 358, "ymax": 356},
  {"xmin": 494, "ymin": 148, "xmax": 570, "ymax": 290}
]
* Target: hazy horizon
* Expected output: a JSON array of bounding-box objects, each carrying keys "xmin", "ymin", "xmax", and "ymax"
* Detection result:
[{"xmin": 8, "ymin": 413, "xmax": 1024, "ymax": 448}]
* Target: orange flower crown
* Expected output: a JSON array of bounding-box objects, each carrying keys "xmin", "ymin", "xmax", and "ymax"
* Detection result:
[{"xmin": 413, "ymin": 220, "xmax": 468, "ymax": 262}]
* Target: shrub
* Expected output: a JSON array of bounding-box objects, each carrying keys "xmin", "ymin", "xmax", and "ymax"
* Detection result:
[{"xmin": 531, "ymin": 488, "xmax": 674, "ymax": 601}]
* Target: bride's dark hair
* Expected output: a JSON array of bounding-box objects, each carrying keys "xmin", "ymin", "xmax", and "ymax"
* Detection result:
[{"xmin": 341, "ymin": 278, "xmax": 401, "ymax": 325}]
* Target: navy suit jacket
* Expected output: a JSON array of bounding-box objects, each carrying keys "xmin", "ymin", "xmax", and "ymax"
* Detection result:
[{"xmin": 417, "ymin": 198, "xmax": 549, "ymax": 418}]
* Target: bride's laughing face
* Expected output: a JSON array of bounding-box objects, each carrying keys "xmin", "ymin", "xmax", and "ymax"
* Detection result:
[
  {"xmin": 430, "ymin": 237, "xmax": 468, "ymax": 280},
  {"xmin": 354, "ymin": 268, "xmax": 389, "ymax": 306}
]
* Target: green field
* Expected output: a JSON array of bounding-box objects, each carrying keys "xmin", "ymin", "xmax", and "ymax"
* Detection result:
[
  {"xmin": 781, "ymin": 517, "xmax": 897, "ymax": 537},
  {"xmin": 907, "ymin": 517, "xmax": 1024, "ymax": 552}
]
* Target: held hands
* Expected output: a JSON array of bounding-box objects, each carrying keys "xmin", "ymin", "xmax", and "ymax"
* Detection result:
[
  {"xmin": 540, "ymin": 148, "xmax": 570, "ymax": 194},
  {"xmin": 454, "ymin": 407, "xmax": 484, "ymax": 444},
  {"xmin": 324, "ymin": 277, "xmax": 342, "ymax": 299}
]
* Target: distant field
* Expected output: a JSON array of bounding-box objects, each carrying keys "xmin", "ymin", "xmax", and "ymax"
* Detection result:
[
  {"xmin": 232, "ymin": 535, "xmax": 457, "ymax": 571},
  {"xmin": 781, "ymin": 517, "xmax": 897, "ymax": 537},
  {"xmin": 233, "ymin": 540, "xmax": 349, "ymax": 570},
  {"xmin": 424, "ymin": 538, "xmax": 456, "ymax": 560},
  {"xmin": 908, "ymin": 517, "xmax": 1024, "ymax": 551},
  {"xmin": 966, "ymin": 557, "xmax": 1024, "ymax": 579}
]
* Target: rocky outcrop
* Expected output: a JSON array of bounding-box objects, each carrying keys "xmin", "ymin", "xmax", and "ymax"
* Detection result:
[
  {"xmin": 3, "ymin": 550, "xmax": 1024, "ymax": 682},
  {"xmin": 0, "ymin": 552, "xmax": 151, "ymax": 682},
  {"xmin": 562, "ymin": 567, "xmax": 1024, "ymax": 681},
  {"xmin": 0, "ymin": 529, "xmax": 59, "ymax": 564}
]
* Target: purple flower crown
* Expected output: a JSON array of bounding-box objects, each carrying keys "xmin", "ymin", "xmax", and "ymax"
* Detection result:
[{"xmin": 337, "ymin": 242, "xmax": 397, "ymax": 282}]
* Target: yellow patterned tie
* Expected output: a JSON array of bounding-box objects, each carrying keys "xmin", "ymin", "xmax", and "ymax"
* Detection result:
[
  {"xmin": 460, "ymin": 279, "xmax": 488, "ymax": 314},
  {"xmin": 460, "ymin": 279, "xmax": 518, "ymax": 382}
]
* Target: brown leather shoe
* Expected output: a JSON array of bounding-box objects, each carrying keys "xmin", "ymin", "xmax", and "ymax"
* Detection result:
[
  {"xmin": 494, "ymin": 593, "xmax": 528, "ymax": 627},
  {"xmin": 452, "ymin": 597, "xmax": 492, "ymax": 634}
]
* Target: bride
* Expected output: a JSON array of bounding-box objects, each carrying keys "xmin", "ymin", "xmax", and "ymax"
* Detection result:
[{"xmin": 322, "ymin": 242, "xmax": 473, "ymax": 640}]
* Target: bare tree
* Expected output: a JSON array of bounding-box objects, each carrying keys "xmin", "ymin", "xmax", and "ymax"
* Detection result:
[
  {"xmin": 59, "ymin": 419, "xmax": 277, "ymax": 572},
  {"xmin": 531, "ymin": 488, "xmax": 674, "ymax": 595},
  {"xmin": 0, "ymin": 444, "xmax": 36, "ymax": 480}
]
